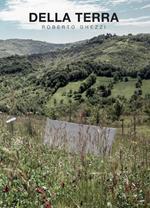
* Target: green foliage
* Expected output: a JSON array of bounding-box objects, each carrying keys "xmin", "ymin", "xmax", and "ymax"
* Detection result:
[
  {"xmin": 0, "ymin": 34, "xmax": 150, "ymax": 116},
  {"xmin": 86, "ymin": 88, "xmax": 95, "ymax": 97},
  {"xmin": 0, "ymin": 34, "xmax": 150, "ymax": 206},
  {"xmin": 97, "ymin": 85, "xmax": 112, "ymax": 97},
  {"xmin": 110, "ymin": 98, "xmax": 125, "ymax": 121},
  {"xmin": 0, "ymin": 117, "xmax": 149, "ymax": 207},
  {"xmin": 0, "ymin": 56, "xmax": 32, "ymax": 75},
  {"xmin": 78, "ymin": 74, "xmax": 96, "ymax": 93}
]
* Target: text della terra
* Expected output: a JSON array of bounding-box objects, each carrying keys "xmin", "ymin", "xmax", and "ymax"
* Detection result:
[{"xmin": 29, "ymin": 12, "xmax": 119, "ymax": 23}]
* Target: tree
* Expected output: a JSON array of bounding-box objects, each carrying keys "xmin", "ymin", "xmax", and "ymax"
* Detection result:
[
  {"xmin": 78, "ymin": 74, "xmax": 96, "ymax": 93},
  {"xmin": 135, "ymin": 81, "xmax": 142, "ymax": 88},
  {"xmin": 144, "ymin": 94, "xmax": 150, "ymax": 121},
  {"xmin": 124, "ymin": 77, "xmax": 129, "ymax": 82},
  {"xmin": 112, "ymin": 99, "xmax": 124, "ymax": 120},
  {"xmin": 86, "ymin": 88, "xmax": 95, "ymax": 97},
  {"xmin": 113, "ymin": 72, "xmax": 120, "ymax": 82},
  {"xmin": 98, "ymin": 85, "xmax": 111, "ymax": 97}
]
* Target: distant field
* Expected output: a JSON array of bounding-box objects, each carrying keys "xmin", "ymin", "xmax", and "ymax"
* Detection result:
[
  {"xmin": 112, "ymin": 79, "xmax": 136, "ymax": 98},
  {"xmin": 47, "ymin": 80, "xmax": 83, "ymax": 106},
  {"xmin": 112, "ymin": 79, "xmax": 150, "ymax": 98},
  {"xmin": 93, "ymin": 76, "xmax": 112, "ymax": 87},
  {"xmin": 95, "ymin": 77, "xmax": 150, "ymax": 98},
  {"xmin": 142, "ymin": 80, "xmax": 150, "ymax": 95},
  {"xmin": 48, "ymin": 77, "xmax": 150, "ymax": 106},
  {"xmin": 48, "ymin": 77, "xmax": 112, "ymax": 106}
]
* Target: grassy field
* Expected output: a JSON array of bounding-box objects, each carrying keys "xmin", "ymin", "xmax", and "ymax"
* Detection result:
[
  {"xmin": 47, "ymin": 81, "xmax": 83, "ymax": 106},
  {"xmin": 48, "ymin": 77, "xmax": 150, "ymax": 106},
  {"xmin": 112, "ymin": 79, "xmax": 136, "ymax": 98},
  {"xmin": 112, "ymin": 79, "xmax": 150, "ymax": 98},
  {"xmin": 142, "ymin": 80, "xmax": 150, "ymax": 95},
  {"xmin": 93, "ymin": 77, "xmax": 112, "ymax": 87},
  {"xmin": 0, "ymin": 115, "xmax": 149, "ymax": 207}
]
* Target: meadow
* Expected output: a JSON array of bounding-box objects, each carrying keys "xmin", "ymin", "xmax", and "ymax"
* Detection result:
[
  {"xmin": 0, "ymin": 114, "xmax": 149, "ymax": 208},
  {"xmin": 48, "ymin": 77, "xmax": 150, "ymax": 106},
  {"xmin": 0, "ymin": 34, "xmax": 150, "ymax": 207}
]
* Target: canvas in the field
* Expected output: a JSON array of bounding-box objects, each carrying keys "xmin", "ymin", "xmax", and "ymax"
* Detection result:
[{"xmin": 44, "ymin": 118, "xmax": 116, "ymax": 155}]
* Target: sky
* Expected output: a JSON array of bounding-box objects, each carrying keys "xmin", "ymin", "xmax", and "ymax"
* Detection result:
[{"xmin": 0, "ymin": 0, "xmax": 150, "ymax": 43}]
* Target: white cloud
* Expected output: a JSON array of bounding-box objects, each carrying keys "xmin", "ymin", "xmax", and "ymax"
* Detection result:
[
  {"xmin": 0, "ymin": 0, "xmax": 109, "ymax": 29},
  {"xmin": 121, "ymin": 16, "xmax": 150, "ymax": 22},
  {"xmin": 118, "ymin": 16, "xmax": 150, "ymax": 26},
  {"xmin": 119, "ymin": 21, "xmax": 150, "ymax": 26},
  {"xmin": 111, "ymin": 0, "xmax": 129, "ymax": 4},
  {"xmin": 109, "ymin": 0, "xmax": 144, "ymax": 5},
  {"xmin": 141, "ymin": 4, "xmax": 150, "ymax": 9}
]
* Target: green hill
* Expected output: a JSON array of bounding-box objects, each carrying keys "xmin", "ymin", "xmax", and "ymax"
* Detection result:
[
  {"xmin": 0, "ymin": 39, "xmax": 71, "ymax": 58},
  {"xmin": 0, "ymin": 34, "xmax": 150, "ymax": 208},
  {"xmin": 29, "ymin": 33, "xmax": 150, "ymax": 72},
  {"xmin": 0, "ymin": 33, "xmax": 150, "ymax": 116}
]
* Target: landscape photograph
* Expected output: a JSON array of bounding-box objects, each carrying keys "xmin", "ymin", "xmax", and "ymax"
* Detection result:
[{"xmin": 0, "ymin": 0, "xmax": 150, "ymax": 207}]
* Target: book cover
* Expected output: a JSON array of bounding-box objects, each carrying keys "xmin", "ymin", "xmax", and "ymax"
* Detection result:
[{"xmin": 0, "ymin": 0, "xmax": 149, "ymax": 207}]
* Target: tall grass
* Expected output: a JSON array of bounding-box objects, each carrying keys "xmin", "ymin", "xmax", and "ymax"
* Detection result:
[{"xmin": 0, "ymin": 116, "xmax": 149, "ymax": 207}]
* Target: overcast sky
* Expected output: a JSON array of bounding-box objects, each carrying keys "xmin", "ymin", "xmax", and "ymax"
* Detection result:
[{"xmin": 0, "ymin": 0, "xmax": 150, "ymax": 43}]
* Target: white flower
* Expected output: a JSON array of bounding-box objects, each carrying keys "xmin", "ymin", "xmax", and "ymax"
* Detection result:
[
  {"xmin": 101, "ymin": 160, "xmax": 104, "ymax": 164},
  {"xmin": 107, "ymin": 202, "xmax": 112, "ymax": 208}
]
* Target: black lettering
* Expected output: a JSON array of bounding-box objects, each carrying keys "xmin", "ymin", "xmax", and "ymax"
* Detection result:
[
  {"xmin": 29, "ymin": 13, "xmax": 37, "ymax": 22},
  {"xmin": 56, "ymin": 13, "xmax": 62, "ymax": 22},
  {"xmin": 92, "ymin": 13, "xmax": 100, "ymax": 22},
  {"xmin": 47, "ymin": 13, "xmax": 54, "ymax": 22},
  {"xmin": 84, "ymin": 13, "xmax": 91, "ymax": 22},
  {"xmin": 39, "ymin": 13, "xmax": 46, "ymax": 22},
  {"xmin": 75, "ymin": 13, "xmax": 83, "ymax": 22},
  {"xmin": 63, "ymin": 13, "xmax": 71, "ymax": 22},
  {"xmin": 102, "ymin": 13, "xmax": 109, "ymax": 22},
  {"xmin": 111, "ymin": 13, "xmax": 119, "ymax": 22}
]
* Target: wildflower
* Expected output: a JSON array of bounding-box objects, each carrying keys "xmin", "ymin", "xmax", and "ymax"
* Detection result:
[
  {"xmin": 131, "ymin": 182, "xmax": 136, "ymax": 189},
  {"xmin": 44, "ymin": 200, "xmax": 52, "ymax": 208},
  {"xmin": 139, "ymin": 200, "xmax": 145, "ymax": 204},
  {"xmin": 131, "ymin": 141, "xmax": 138, "ymax": 145},
  {"xmin": 3, "ymin": 185, "xmax": 9, "ymax": 193},
  {"xmin": 107, "ymin": 202, "xmax": 112, "ymax": 208},
  {"xmin": 101, "ymin": 160, "xmax": 104, "ymax": 164},
  {"xmin": 125, "ymin": 183, "xmax": 130, "ymax": 192},
  {"xmin": 36, "ymin": 187, "xmax": 45, "ymax": 195},
  {"xmin": 42, "ymin": 186, "xmax": 47, "ymax": 190}
]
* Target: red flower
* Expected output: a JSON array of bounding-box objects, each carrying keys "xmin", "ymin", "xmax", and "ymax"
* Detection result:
[
  {"xmin": 44, "ymin": 201, "xmax": 52, "ymax": 208},
  {"xmin": 3, "ymin": 185, "xmax": 9, "ymax": 193},
  {"xmin": 36, "ymin": 187, "xmax": 45, "ymax": 195}
]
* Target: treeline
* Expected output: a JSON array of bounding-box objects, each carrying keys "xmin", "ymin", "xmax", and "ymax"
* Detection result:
[
  {"xmin": 37, "ymin": 61, "xmax": 150, "ymax": 93},
  {"xmin": 78, "ymin": 74, "xmax": 96, "ymax": 93},
  {"xmin": 38, "ymin": 61, "xmax": 95, "ymax": 92},
  {"xmin": 129, "ymin": 34, "xmax": 150, "ymax": 44},
  {"xmin": 0, "ymin": 56, "xmax": 32, "ymax": 75},
  {"xmin": 85, "ymin": 33, "xmax": 150, "ymax": 45}
]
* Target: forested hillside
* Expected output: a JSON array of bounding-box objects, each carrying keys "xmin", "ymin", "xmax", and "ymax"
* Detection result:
[{"xmin": 0, "ymin": 33, "xmax": 150, "ymax": 119}]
